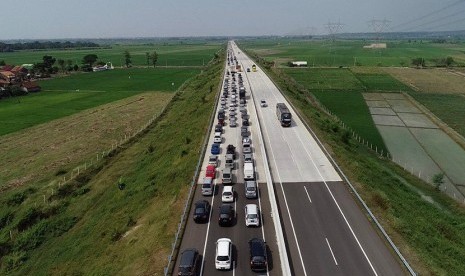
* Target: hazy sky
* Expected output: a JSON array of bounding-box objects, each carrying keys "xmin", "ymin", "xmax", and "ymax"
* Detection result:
[{"xmin": 2, "ymin": 0, "xmax": 465, "ymax": 39}]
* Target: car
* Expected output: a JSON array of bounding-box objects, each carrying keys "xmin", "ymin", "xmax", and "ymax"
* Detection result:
[
  {"xmin": 193, "ymin": 200, "xmax": 211, "ymax": 223},
  {"xmin": 229, "ymin": 106, "xmax": 235, "ymax": 112},
  {"xmin": 201, "ymin": 177, "xmax": 213, "ymax": 196},
  {"xmin": 213, "ymin": 132, "xmax": 222, "ymax": 144},
  {"xmin": 211, "ymin": 143, "xmax": 220, "ymax": 155},
  {"xmin": 260, "ymin": 99, "xmax": 268, "ymax": 107},
  {"xmin": 218, "ymin": 204, "xmax": 234, "ymax": 226},
  {"xmin": 229, "ymin": 120, "xmax": 237, "ymax": 127},
  {"xmin": 241, "ymin": 129, "xmax": 249, "ymax": 138},
  {"xmin": 245, "ymin": 181, "xmax": 257, "ymax": 199},
  {"xmin": 215, "ymin": 238, "xmax": 233, "ymax": 270},
  {"xmin": 242, "ymin": 118, "xmax": 249, "ymax": 126},
  {"xmin": 206, "ymin": 164, "xmax": 216, "ymax": 178},
  {"xmin": 245, "ymin": 204, "xmax": 260, "ymax": 226},
  {"xmin": 230, "ymin": 111, "xmax": 236, "ymax": 117},
  {"xmin": 226, "ymin": 144, "xmax": 236, "ymax": 158},
  {"xmin": 215, "ymin": 124, "xmax": 223, "ymax": 133},
  {"xmin": 243, "ymin": 143, "xmax": 252, "ymax": 154},
  {"xmin": 244, "ymin": 153, "xmax": 253, "ymax": 163},
  {"xmin": 208, "ymin": 155, "xmax": 218, "ymax": 167},
  {"xmin": 220, "ymin": 100, "xmax": 226, "ymax": 105},
  {"xmin": 229, "ymin": 103, "xmax": 236, "ymax": 108},
  {"xmin": 249, "ymin": 238, "xmax": 267, "ymax": 272},
  {"xmin": 247, "ymin": 68, "xmax": 251, "ymax": 72},
  {"xmin": 242, "ymin": 137, "xmax": 251, "ymax": 145},
  {"xmin": 239, "ymin": 103, "xmax": 245, "ymax": 108},
  {"xmin": 178, "ymin": 248, "xmax": 200, "ymax": 276},
  {"xmin": 222, "ymin": 186, "xmax": 234, "ymax": 202}
]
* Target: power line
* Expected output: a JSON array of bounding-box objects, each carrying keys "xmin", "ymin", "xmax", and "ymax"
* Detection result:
[
  {"xmin": 400, "ymin": 7, "xmax": 465, "ymax": 32},
  {"xmin": 367, "ymin": 19, "xmax": 391, "ymax": 39},
  {"xmin": 390, "ymin": 0, "xmax": 465, "ymax": 31},
  {"xmin": 324, "ymin": 21, "xmax": 344, "ymax": 40},
  {"xmin": 427, "ymin": 16, "xmax": 465, "ymax": 31}
]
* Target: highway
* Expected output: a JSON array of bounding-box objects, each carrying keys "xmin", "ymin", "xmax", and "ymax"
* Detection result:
[
  {"xmin": 174, "ymin": 44, "xmax": 282, "ymax": 276},
  {"xmin": 233, "ymin": 41, "xmax": 405, "ymax": 276},
  {"xmin": 174, "ymin": 41, "xmax": 406, "ymax": 276}
]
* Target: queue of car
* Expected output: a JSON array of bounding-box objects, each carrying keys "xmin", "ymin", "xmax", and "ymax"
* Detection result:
[{"xmin": 179, "ymin": 48, "xmax": 267, "ymax": 275}]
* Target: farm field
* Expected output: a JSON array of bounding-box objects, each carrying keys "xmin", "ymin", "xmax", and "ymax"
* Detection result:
[
  {"xmin": 0, "ymin": 68, "xmax": 198, "ymax": 135},
  {"xmin": 384, "ymin": 67, "xmax": 465, "ymax": 94},
  {"xmin": 0, "ymin": 42, "xmax": 222, "ymax": 67},
  {"xmin": 0, "ymin": 51, "xmax": 224, "ymax": 275},
  {"xmin": 239, "ymin": 39, "xmax": 465, "ymax": 67}
]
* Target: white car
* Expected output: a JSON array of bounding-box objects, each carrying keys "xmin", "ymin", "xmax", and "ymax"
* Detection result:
[
  {"xmin": 222, "ymin": 186, "xmax": 234, "ymax": 203},
  {"xmin": 215, "ymin": 238, "xmax": 232, "ymax": 270},
  {"xmin": 245, "ymin": 204, "xmax": 260, "ymax": 227},
  {"xmin": 260, "ymin": 100, "xmax": 267, "ymax": 107},
  {"xmin": 213, "ymin": 132, "xmax": 222, "ymax": 144},
  {"xmin": 208, "ymin": 155, "xmax": 218, "ymax": 167}
]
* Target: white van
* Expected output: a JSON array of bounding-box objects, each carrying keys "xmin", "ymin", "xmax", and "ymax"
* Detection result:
[
  {"xmin": 245, "ymin": 204, "xmax": 260, "ymax": 227},
  {"xmin": 244, "ymin": 162, "xmax": 255, "ymax": 180},
  {"xmin": 215, "ymin": 238, "xmax": 232, "ymax": 270}
]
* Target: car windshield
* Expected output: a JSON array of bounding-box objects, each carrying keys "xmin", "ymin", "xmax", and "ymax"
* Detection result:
[
  {"xmin": 217, "ymin": 256, "xmax": 229, "ymax": 261},
  {"xmin": 224, "ymin": 192, "xmax": 232, "ymax": 196},
  {"xmin": 195, "ymin": 207, "xmax": 205, "ymax": 214},
  {"xmin": 247, "ymin": 186, "xmax": 255, "ymax": 191},
  {"xmin": 248, "ymin": 214, "xmax": 258, "ymax": 219}
]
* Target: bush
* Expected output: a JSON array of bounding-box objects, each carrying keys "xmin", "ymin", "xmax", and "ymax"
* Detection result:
[{"xmin": 2, "ymin": 251, "xmax": 28, "ymax": 272}]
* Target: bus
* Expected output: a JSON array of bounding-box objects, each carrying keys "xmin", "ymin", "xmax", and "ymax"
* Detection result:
[
  {"xmin": 276, "ymin": 103, "xmax": 292, "ymax": 127},
  {"xmin": 252, "ymin": 64, "xmax": 257, "ymax": 72}
]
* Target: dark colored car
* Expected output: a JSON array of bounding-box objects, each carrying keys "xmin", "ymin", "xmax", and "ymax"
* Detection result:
[
  {"xmin": 178, "ymin": 248, "xmax": 200, "ymax": 276},
  {"xmin": 226, "ymin": 144, "xmax": 236, "ymax": 159},
  {"xmin": 215, "ymin": 124, "xmax": 223, "ymax": 133},
  {"xmin": 218, "ymin": 204, "xmax": 234, "ymax": 226},
  {"xmin": 193, "ymin": 200, "xmax": 211, "ymax": 223},
  {"xmin": 242, "ymin": 119, "xmax": 249, "ymax": 126},
  {"xmin": 249, "ymin": 238, "xmax": 268, "ymax": 272},
  {"xmin": 211, "ymin": 143, "xmax": 220, "ymax": 155}
]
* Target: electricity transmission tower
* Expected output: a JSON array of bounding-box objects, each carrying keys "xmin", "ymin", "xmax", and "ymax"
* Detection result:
[
  {"xmin": 367, "ymin": 19, "xmax": 391, "ymax": 40},
  {"xmin": 325, "ymin": 21, "xmax": 344, "ymax": 40}
]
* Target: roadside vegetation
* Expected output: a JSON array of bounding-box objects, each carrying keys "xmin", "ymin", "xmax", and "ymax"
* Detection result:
[
  {"xmin": 0, "ymin": 47, "xmax": 224, "ymax": 275},
  {"xmin": 245, "ymin": 46, "xmax": 465, "ymax": 275}
]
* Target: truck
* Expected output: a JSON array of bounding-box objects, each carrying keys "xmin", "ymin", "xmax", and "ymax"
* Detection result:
[
  {"xmin": 244, "ymin": 162, "xmax": 255, "ymax": 180},
  {"xmin": 276, "ymin": 103, "xmax": 292, "ymax": 127}
]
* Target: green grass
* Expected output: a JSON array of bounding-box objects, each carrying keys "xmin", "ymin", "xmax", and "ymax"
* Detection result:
[
  {"xmin": 0, "ymin": 42, "xmax": 223, "ymax": 67},
  {"xmin": 407, "ymin": 92, "xmax": 465, "ymax": 138},
  {"xmin": 0, "ymin": 68, "xmax": 198, "ymax": 135},
  {"xmin": 239, "ymin": 39, "xmax": 465, "ymax": 67},
  {"xmin": 354, "ymin": 73, "xmax": 414, "ymax": 92},
  {"xmin": 254, "ymin": 57, "xmax": 465, "ymax": 275},
  {"xmin": 284, "ymin": 68, "xmax": 364, "ymax": 91},
  {"xmin": 0, "ymin": 49, "xmax": 225, "ymax": 275},
  {"xmin": 312, "ymin": 90, "xmax": 387, "ymax": 153}
]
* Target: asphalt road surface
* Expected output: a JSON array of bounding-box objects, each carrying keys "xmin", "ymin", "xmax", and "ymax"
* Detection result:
[
  {"xmin": 174, "ymin": 44, "xmax": 281, "ymax": 276},
  {"xmin": 233, "ymin": 41, "xmax": 405, "ymax": 276}
]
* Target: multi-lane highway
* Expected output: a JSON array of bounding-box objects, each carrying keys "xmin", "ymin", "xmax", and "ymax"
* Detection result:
[{"xmin": 174, "ymin": 41, "xmax": 406, "ymax": 276}]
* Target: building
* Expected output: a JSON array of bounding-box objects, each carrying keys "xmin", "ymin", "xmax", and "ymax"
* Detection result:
[
  {"xmin": 290, "ymin": 61, "xmax": 308, "ymax": 67},
  {"xmin": 363, "ymin": 43, "xmax": 387, "ymax": 49},
  {"xmin": 20, "ymin": 81, "xmax": 41, "ymax": 93}
]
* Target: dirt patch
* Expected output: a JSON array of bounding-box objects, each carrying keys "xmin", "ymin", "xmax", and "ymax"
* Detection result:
[
  {"xmin": 383, "ymin": 67, "xmax": 465, "ymax": 94},
  {"xmin": 0, "ymin": 92, "xmax": 173, "ymax": 191}
]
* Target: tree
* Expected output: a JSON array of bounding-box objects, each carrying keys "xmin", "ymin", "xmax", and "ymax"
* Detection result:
[
  {"xmin": 411, "ymin": 57, "xmax": 425, "ymax": 68},
  {"xmin": 445, "ymin": 56, "xmax": 454, "ymax": 67},
  {"xmin": 57, "ymin": 59, "xmax": 66, "ymax": 73},
  {"xmin": 66, "ymin": 59, "xmax": 73, "ymax": 72},
  {"xmin": 0, "ymin": 60, "xmax": 5, "ymax": 66},
  {"xmin": 123, "ymin": 50, "xmax": 132, "ymax": 68},
  {"xmin": 432, "ymin": 172, "xmax": 445, "ymax": 191},
  {"xmin": 43, "ymin": 55, "xmax": 56, "ymax": 69},
  {"xmin": 145, "ymin": 52, "xmax": 150, "ymax": 68},
  {"xmin": 150, "ymin": 51, "xmax": 158, "ymax": 68},
  {"xmin": 82, "ymin": 54, "xmax": 98, "ymax": 67}
]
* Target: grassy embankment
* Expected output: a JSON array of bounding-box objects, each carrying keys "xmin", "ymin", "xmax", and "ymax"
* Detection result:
[
  {"xmin": 0, "ymin": 49, "xmax": 224, "ymax": 274},
  {"xmin": 246, "ymin": 49, "xmax": 465, "ymax": 275}
]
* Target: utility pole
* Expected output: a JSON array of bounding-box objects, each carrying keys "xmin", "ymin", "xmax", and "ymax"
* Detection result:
[
  {"xmin": 324, "ymin": 21, "xmax": 344, "ymax": 41},
  {"xmin": 367, "ymin": 19, "xmax": 391, "ymax": 40}
]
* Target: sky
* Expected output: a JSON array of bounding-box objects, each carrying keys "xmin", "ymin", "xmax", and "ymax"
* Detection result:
[{"xmin": 2, "ymin": 0, "xmax": 465, "ymax": 40}]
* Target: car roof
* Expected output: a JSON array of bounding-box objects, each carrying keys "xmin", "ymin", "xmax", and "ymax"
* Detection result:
[
  {"xmin": 180, "ymin": 248, "xmax": 198, "ymax": 266},
  {"xmin": 246, "ymin": 204, "xmax": 258, "ymax": 212},
  {"xmin": 249, "ymin": 238, "xmax": 265, "ymax": 256},
  {"xmin": 217, "ymin": 238, "xmax": 231, "ymax": 255},
  {"xmin": 220, "ymin": 204, "xmax": 233, "ymax": 212},
  {"xmin": 223, "ymin": 186, "xmax": 233, "ymax": 192}
]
